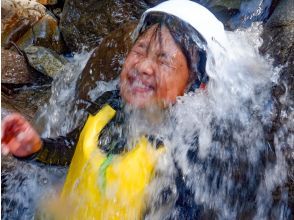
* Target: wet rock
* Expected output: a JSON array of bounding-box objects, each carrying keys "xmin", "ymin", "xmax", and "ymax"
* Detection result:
[
  {"xmin": 37, "ymin": 0, "xmax": 58, "ymax": 5},
  {"xmin": 260, "ymin": 0, "xmax": 294, "ymax": 66},
  {"xmin": 52, "ymin": 8, "xmax": 62, "ymax": 19},
  {"xmin": 200, "ymin": 0, "xmax": 243, "ymax": 9},
  {"xmin": 1, "ymin": 0, "xmax": 47, "ymax": 28},
  {"xmin": 1, "ymin": 88, "xmax": 51, "ymax": 124},
  {"xmin": 60, "ymin": 0, "xmax": 148, "ymax": 52},
  {"xmin": 1, "ymin": 0, "xmax": 46, "ymax": 48},
  {"xmin": 24, "ymin": 46, "xmax": 68, "ymax": 78},
  {"xmin": 144, "ymin": 0, "xmax": 165, "ymax": 6},
  {"xmin": 260, "ymin": 0, "xmax": 293, "ymax": 108},
  {"xmin": 16, "ymin": 14, "xmax": 67, "ymax": 54},
  {"xmin": 1, "ymin": 19, "xmax": 32, "ymax": 49},
  {"xmin": 260, "ymin": 0, "xmax": 294, "ymax": 211},
  {"xmin": 1, "ymin": 49, "xmax": 35, "ymax": 84},
  {"xmin": 1, "ymin": 94, "xmax": 22, "ymax": 120},
  {"xmin": 196, "ymin": 0, "xmax": 278, "ymax": 30},
  {"xmin": 77, "ymin": 22, "xmax": 137, "ymax": 100}
]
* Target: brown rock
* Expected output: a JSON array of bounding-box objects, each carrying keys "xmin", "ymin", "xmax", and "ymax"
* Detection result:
[
  {"xmin": 1, "ymin": 18, "xmax": 31, "ymax": 49},
  {"xmin": 36, "ymin": 0, "xmax": 58, "ymax": 5},
  {"xmin": 1, "ymin": 0, "xmax": 46, "ymax": 26},
  {"xmin": 1, "ymin": 49, "xmax": 35, "ymax": 84},
  {"xmin": 77, "ymin": 22, "xmax": 137, "ymax": 100},
  {"xmin": 1, "ymin": 88, "xmax": 51, "ymax": 131},
  {"xmin": 16, "ymin": 14, "xmax": 67, "ymax": 54},
  {"xmin": 60, "ymin": 0, "xmax": 148, "ymax": 52},
  {"xmin": 1, "ymin": 0, "xmax": 46, "ymax": 48}
]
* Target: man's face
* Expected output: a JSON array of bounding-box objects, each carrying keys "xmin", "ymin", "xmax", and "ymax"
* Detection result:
[{"xmin": 120, "ymin": 24, "xmax": 189, "ymax": 108}]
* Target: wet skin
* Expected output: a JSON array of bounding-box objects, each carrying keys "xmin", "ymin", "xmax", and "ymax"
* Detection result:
[{"xmin": 120, "ymin": 24, "xmax": 189, "ymax": 108}]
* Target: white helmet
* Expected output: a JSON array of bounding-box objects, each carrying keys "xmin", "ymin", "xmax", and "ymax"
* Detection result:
[{"xmin": 133, "ymin": 0, "xmax": 228, "ymax": 51}]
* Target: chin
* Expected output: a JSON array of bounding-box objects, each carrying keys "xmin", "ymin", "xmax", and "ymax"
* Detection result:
[
  {"xmin": 121, "ymin": 90, "xmax": 153, "ymax": 109},
  {"xmin": 125, "ymin": 98, "xmax": 151, "ymax": 109}
]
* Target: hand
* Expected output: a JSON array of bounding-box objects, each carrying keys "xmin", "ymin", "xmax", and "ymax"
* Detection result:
[{"xmin": 1, "ymin": 113, "xmax": 42, "ymax": 157}]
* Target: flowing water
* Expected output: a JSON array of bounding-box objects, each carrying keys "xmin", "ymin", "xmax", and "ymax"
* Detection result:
[
  {"xmin": 151, "ymin": 23, "xmax": 291, "ymax": 219},
  {"xmin": 2, "ymin": 14, "xmax": 293, "ymax": 220}
]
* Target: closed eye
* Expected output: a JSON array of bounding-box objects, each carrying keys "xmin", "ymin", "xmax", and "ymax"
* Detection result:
[
  {"xmin": 158, "ymin": 53, "xmax": 175, "ymax": 69},
  {"xmin": 131, "ymin": 43, "xmax": 147, "ymax": 56}
]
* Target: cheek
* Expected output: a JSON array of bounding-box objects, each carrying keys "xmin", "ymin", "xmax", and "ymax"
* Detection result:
[
  {"xmin": 156, "ymin": 67, "xmax": 189, "ymax": 100},
  {"xmin": 120, "ymin": 55, "xmax": 136, "ymax": 81},
  {"xmin": 154, "ymin": 70, "xmax": 174, "ymax": 101}
]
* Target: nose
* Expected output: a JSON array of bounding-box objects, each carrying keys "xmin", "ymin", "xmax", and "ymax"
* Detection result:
[{"xmin": 136, "ymin": 57, "xmax": 155, "ymax": 76}]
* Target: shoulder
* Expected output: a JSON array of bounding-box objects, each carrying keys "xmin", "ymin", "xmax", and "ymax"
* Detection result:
[{"xmin": 86, "ymin": 90, "xmax": 122, "ymax": 115}]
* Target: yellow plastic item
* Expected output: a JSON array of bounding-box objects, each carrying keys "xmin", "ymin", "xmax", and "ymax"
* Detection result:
[{"xmin": 60, "ymin": 104, "xmax": 164, "ymax": 220}]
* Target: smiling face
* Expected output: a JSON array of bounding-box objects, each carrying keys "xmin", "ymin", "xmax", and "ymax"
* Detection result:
[{"xmin": 120, "ymin": 24, "xmax": 190, "ymax": 109}]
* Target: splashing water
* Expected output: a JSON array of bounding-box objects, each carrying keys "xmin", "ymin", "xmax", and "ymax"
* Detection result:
[
  {"xmin": 1, "ymin": 51, "xmax": 96, "ymax": 220},
  {"xmin": 144, "ymin": 23, "xmax": 291, "ymax": 219},
  {"xmin": 1, "ymin": 156, "xmax": 67, "ymax": 220},
  {"xmin": 2, "ymin": 20, "xmax": 292, "ymax": 220},
  {"xmin": 34, "ymin": 51, "xmax": 93, "ymax": 137}
]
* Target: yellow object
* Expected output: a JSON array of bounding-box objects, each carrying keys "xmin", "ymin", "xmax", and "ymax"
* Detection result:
[{"xmin": 60, "ymin": 105, "xmax": 164, "ymax": 220}]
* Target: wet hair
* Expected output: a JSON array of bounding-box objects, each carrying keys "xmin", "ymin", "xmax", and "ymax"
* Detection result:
[{"xmin": 136, "ymin": 12, "xmax": 208, "ymax": 91}]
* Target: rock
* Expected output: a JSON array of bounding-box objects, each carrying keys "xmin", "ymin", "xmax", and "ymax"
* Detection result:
[
  {"xmin": 1, "ymin": 18, "xmax": 32, "ymax": 49},
  {"xmin": 1, "ymin": 0, "xmax": 66, "ymax": 53},
  {"xmin": 16, "ymin": 14, "xmax": 67, "ymax": 54},
  {"xmin": 1, "ymin": 94, "xmax": 22, "ymax": 120},
  {"xmin": 260, "ymin": 0, "xmax": 293, "ymax": 82},
  {"xmin": 77, "ymin": 22, "xmax": 137, "ymax": 100},
  {"xmin": 24, "ymin": 46, "xmax": 68, "ymax": 78},
  {"xmin": 144, "ymin": 0, "xmax": 165, "ymax": 6},
  {"xmin": 1, "ymin": 0, "xmax": 47, "ymax": 48},
  {"xmin": 260, "ymin": 0, "xmax": 294, "ymax": 211},
  {"xmin": 200, "ymin": 0, "xmax": 243, "ymax": 9},
  {"xmin": 195, "ymin": 0, "xmax": 279, "ymax": 30},
  {"xmin": 265, "ymin": 0, "xmax": 294, "ymax": 28},
  {"xmin": 1, "ymin": 0, "xmax": 46, "ymax": 26},
  {"xmin": 60, "ymin": 0, "xmax": 148, "ymax": 52},
  {"xmin": 1, "ymin": 49, "xmax": 35, "ymax": 84},
  {"xmin": 1, "ymin": 88, "xmax": 51, "ymax": 124},
  {"xmin": 37, "ymin": 0, "xmax": 58, "ymax": 5},
  {"xmin": 52, "ymin": 8, "xmax": 62, "ymax": 19}
]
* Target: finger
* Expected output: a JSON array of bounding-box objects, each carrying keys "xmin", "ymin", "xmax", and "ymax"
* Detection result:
[
  {"xmin": 1, "ymin": 114, "xmax": 24, "ymax": 140},
  {"xmin": 1, "ymin": 144, "xmax": 10, "ymax": 155},
  {"xmin": 2, "ymin": 113, "xmax": 29, "ymax": 130},
  {"xmin": 2, "ymin": 113, "xmax": 25, "ymax": 128},
  {"xmin": 6, "ymin": 137, "xmax": 21, "ymax": 153},
  {"xmin": 2, "ymin": 115, "xmax": 31, "ymax": 143}
]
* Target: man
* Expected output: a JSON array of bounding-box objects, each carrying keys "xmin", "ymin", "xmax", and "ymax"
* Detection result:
[{"xmin": 2, "ymin": 0, "xmax": 227, "ymax": 219}]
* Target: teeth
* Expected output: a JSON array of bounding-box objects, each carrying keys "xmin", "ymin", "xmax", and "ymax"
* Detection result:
[{"xmin": 132, "ymin": 80, "xmax": 149, "ymax": 89}]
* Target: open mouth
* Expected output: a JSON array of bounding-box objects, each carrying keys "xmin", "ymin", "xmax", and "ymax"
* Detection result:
[{"xmin": 128, "ymin": 76, "xmax": 155, "ymax": 95}]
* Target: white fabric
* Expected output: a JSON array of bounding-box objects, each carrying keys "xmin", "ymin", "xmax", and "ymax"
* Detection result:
[{"xmin": 134, "ymin": 0, "xmax": 227, "ymax": 49}]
